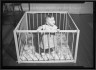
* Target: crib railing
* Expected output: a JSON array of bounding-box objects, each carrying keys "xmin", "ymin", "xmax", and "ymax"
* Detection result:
[
  {"xmin": 14, "ymin": 12, "xmax": 80, "ymax": 63},
  {"xmin": 14, "ymin": 30, "xmax": 79, "ymax": 63}
]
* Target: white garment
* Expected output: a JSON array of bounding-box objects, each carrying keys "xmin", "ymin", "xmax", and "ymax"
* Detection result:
[
  {"xmin": 42, "ymin": 24, "xmax": 57, "ymax": 30},
  {"xmin": 39, "ymin": 24, "xmax": 57, "ymax": 49}
]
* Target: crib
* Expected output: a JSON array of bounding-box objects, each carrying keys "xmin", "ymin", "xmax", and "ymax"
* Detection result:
[{"xmin": 13, "ymin": 11, "xmax": 80, "ymax": 63}]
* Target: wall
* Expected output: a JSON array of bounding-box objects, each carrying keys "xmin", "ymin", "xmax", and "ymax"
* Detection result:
[{"xmin": 18, "ymin": 2, "xmax": 93, "ymax": 14}]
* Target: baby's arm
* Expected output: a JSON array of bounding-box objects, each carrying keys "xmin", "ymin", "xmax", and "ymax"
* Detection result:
[
  {"xmin": 37, "ymin": 26, "xmax": 43, "ymax": 31},
  {"xmin": 37, "ymin": 25, "xmax": 45, "ymax": 35},
  {"xmin": 53, "ymin": 25, "xmax": 60, "ymax": 32}
]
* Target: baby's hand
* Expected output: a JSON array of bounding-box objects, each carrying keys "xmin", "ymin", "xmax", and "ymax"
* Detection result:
[
  {"xmin": 37, "ymin": 29, "xmax": 43, "ymax": 34},
  {"xmin": 37, "ymin": 29, "xmax": 41, "ymax": 32},
  {"xmin": 57, "ymin": 29, "xmax": 60, "ymax": 32}
]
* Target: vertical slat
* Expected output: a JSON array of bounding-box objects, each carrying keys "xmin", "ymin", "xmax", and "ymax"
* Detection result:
[
  {"xmin": 49, "ymin": 32, "xmax": 50, "ymax": 59},
  {"xmin": 55, "ymin": 31, "xmax": 59, "ymax": 60},
  {"xmin": 65, "ymin": 13, "xmax": 67, "ymax": 30},
  {"xmin": 41, "ymin": 32, "xmax": 45, "ymax": 60},
  {"xmin": 41, "ymin": 13, "xmax": 42, "ymax": 26},
  {"xmin": 67, "ymin": 32, "xmax": 69, "ymax": 46},
  {"xmin": 54, "ymin": 32, "xmax": 56, "ymax": 60},
  {"xmin": 65, "ymin": 11, "xmax": 68, "ymax": 59},
  {"xmin": 55, "ymin": 32, "xmax": 57, "ymax": 60},
  {"xmin": 33, "ymin": 14, "xmax": 34, "ymax": 29},
  {"xmin": 44, "ymin": 32, "xmax": 45, "ymax": 54},
  {"xmin": 65, "ymin": 13, "xmax": 66, "ymax": 30},
  {"xmin": 17, "ymin": 33, "xmax": 20, "ymax": 54},
  {"xmin": 72, "ymin": 33, "xmax": 74, "ymax": 56},
  {"xmin": 53, "ymin": 34, "xmax": 55, "ymax": 58},
  {"xmin": 37, "ymin": 13, "xmax": 40, "ymax": 56},
  {"xmin": 56, "ymin": 13, "xmax": 57, "ymax": 26},
  {"xmin": 52, "ymin": 33, "xmax": 55, "ymax": 60},
  {"xmin": 35, "ymin": 13, "xmax": 39, "ymax": 61},
  {"xmin": 25, "ymin": 32, "xmax": 27, "ymax": 45},
  {"xmin": 59, "ymin": 13, "xmax": 61, "ymax": 29},
  {"xmin": 63, "ymin": 13, "xmax": 65, "ymax": 30},
  {"xmin": 26, "ymin": 13, "xmax": 28, "ymax": 30},
  {"xmin": 31, "ymin": 32, "xmax": 34, "ymax": 54},
  {"xmin": 37, "ymin": 13, "xmax": 38, "ymax": 28},
  {"xmin": 14, "ymin": 31, "xmax": 20, "ymax": 62},
  {"xmin": 18, "ymin": 33, "xmax": 22, "ymax": 56},
  {"xmin": 29, "ymin": 13, "xmax": 31, "ymax": 30},
  {"xmin": 58, "ymin": 32, "xmax": 62, "ymax": 59},
  {"xmin": 74, "ymin": 30, "xmax": 80, "ymax": 63},
  {"xmin": 38, "ymin": 32, "xmax": 40, "ymax": 57},
  {"xmin": 57, "ymin": 33, "xmax": 60, "ymax": 60}
]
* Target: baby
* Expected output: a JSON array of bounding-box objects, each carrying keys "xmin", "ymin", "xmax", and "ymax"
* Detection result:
[{"xmin": 37, "ymin": 15, "xmax": 59, "ymax": 54}]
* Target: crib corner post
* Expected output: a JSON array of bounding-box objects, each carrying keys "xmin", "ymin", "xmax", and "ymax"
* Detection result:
[
  {"xmin": 13, "ymin": 30, "xmax": 21, "ymax": 63},
  {"xmin": 16, "ymin": 59, "xmax": 21, "ymax": 64},
  {"xmin": 74, "ymin": 30, "xmax": 80, "ymax": 63}
]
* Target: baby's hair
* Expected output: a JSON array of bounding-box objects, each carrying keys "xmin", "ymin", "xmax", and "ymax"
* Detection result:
[
  {"xmin": 45, "ymin": 14, "xmax": 55, "ymax": 25},
  {"xmin": 44, "ymin": 14, "xmax": 52, "ymax": 23},
  {"xmin": 46, "ymin": 14, "xmax": 52, "ymax": 18},
  {"xmin": 46, "ymin": 14, "xmax": 54, "ymax": 20},
  {"xmin": 45, "ymin": 14, "xmax": 54, "ymax": 20}
]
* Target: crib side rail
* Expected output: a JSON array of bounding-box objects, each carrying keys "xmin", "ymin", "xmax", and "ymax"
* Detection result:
[{"xmin": 15, "ymin": 30, "xmax": 78, "ymax": 33}]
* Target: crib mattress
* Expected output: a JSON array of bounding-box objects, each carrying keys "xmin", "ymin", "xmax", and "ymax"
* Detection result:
[{"xmin": 20, "ymin": 45, "xmax": 73, "ymax": 61}]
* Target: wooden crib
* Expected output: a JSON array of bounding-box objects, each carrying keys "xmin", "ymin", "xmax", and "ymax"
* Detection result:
[{"xmin": 13, "ymin": 11, "xmax": 80, "ymax": 63}]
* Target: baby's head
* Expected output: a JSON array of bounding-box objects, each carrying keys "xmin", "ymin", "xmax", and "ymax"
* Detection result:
[{"xmin": 45, "ymin": 15, "xmax": 55, "ymax": 26}]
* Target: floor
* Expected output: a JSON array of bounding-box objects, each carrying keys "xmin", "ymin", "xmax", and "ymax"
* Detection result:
[{"xmin": 2, "ymin": 11, "xmax": 93, "ymax": 68}]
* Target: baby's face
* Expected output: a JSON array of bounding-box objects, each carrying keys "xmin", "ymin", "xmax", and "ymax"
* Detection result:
[{"xmin": 46, "ymin": 17, "xmax": 55, "ymax": 26}]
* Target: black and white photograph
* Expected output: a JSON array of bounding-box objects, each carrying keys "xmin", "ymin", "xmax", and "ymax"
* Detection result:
[{"xmin": 1, "ymin": 1, "xmax": 94, "ymax": 69}]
